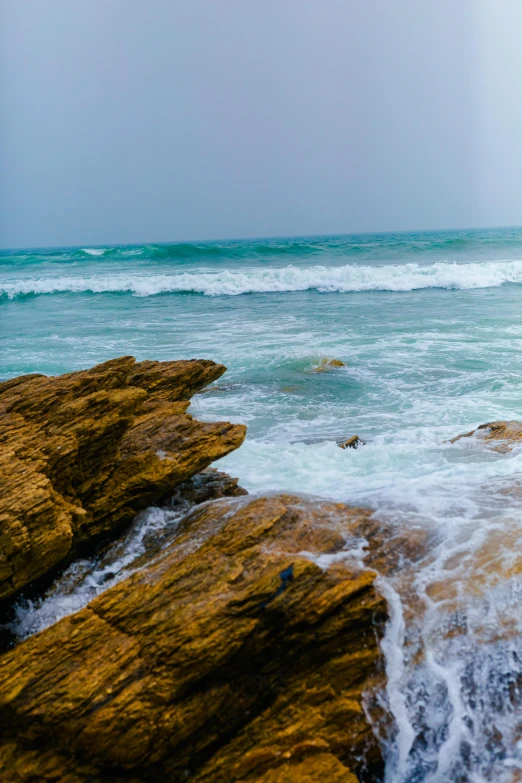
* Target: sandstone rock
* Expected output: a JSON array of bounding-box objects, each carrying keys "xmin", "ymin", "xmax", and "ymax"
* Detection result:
[
  {"xmin": 0, "ymin": 357, "xmax": 246, "ymax": 602},
  {"xmin": 449, "ymin": 420, "xmax": 522, "ymax": 453},
  {"xmin": 312, "ymin": 358, "xmax": 346, "ymax": 373},
  {"xmin": 246, "ymin": 755, "xmax": 359, "ymax": 783},
  {"xmin": 338, "ymin": 436, "xmax": 366, "ymax": 450},
  {"xmin": 0, "ymin": 494, "xmax": 387, "ymax": 782}
]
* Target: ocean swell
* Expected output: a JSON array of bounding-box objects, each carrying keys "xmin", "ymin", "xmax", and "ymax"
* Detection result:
[{"xmin": 4, "ymin": 259, "xmax": 522, "ymax": 299}]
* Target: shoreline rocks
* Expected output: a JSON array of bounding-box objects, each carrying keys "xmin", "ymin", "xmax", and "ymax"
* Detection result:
[
  {"xmin": 0, "ymin": 494, "xmax": 387, "ymax": 783},
  {"xmin": 0, "ymin": 358, "xmax": 396, "ymax": 782},
  {"xmin": 0, "ymin": 357, "xmax": 246, "ymax": 603}
]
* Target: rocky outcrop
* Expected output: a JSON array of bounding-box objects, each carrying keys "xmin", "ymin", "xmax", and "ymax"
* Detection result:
[
  {"xmin": 0, "ymin": 357, "xmax": 246, "ymax": 602},
  {"xmin": 450, "ymin": 420, "xmax": 522, "ymax": 453},
  {"xmin": 0, "ymin": 494, "xmax": 387, "ymax": 783}
]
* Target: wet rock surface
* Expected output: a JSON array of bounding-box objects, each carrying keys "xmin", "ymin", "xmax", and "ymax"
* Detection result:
[
  {"xmin": 338, "ymin": 436, "xmax": 366, "ymax": 450},
  {"xmin": 0, "ymin": 494, "xmax": 387, "ymax": 783},
  {"xmin": 0, "ymin": 357, "xmax": 246, "ymax": 602},
  {"xmin": 450, "ymin": 420, "xmax": 522, "ymax": 452},
  {"xmin": 174, "ymin": 466, "xmax": 248, "ymax": 505},
  {"xmin": 449, "ymin": 420, "xmax": 522, "ymax": 454}
]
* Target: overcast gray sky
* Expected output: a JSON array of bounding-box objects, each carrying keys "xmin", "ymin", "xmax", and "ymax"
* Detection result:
[{"xmin": 2, "ymin": 1, "xmax": 522, "ymax": 249}]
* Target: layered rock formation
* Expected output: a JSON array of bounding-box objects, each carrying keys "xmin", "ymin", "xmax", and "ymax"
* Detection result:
[
  {"xmin": 450, "ymin": 420, "xmax": 522, "ymax": 453},
  {"xmin": 0, "ymin": 494, "xmax": 387, "ymax": 783},
  {"xmin": 0, "ymin": 357, "xmax": 246, "ymax": 602}
]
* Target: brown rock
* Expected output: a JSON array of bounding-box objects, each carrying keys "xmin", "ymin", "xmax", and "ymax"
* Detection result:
[
  {"xmin": 338, "ymin": 436, "xmax": 366, "ymax": 450},
  {"xmin": 0, "ymin": 357, "xmax": 246, "ymax": 602},
  {"xmin": 245, "ymin": 754, "xmax": 358, "ymax": 783},
  {"xmin": 449, "ymin": 420, "xmax": 522, "ymax": 453},
  {"xmin": 174, "ymin": 467, "xmax": 248, "ymax": 505},
  {"xmin": 0, "ymin": 494, "xmax": 387, "ymax": 782}
]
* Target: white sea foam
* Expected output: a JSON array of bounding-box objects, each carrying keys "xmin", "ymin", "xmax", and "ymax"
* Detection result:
[
  {"xmin": 81, "ymin": 247, "xmax": 107, "ymax": 256},
  {"xmin": 376, "ymin": 578, "xmax": 416, "ymax": 781},
  {"xmin": 5, "ymin": 259, "xmax": 522, "ymax": 298}
]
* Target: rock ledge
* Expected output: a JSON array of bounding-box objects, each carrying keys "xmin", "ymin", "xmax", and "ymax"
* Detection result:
[{"xmin": 0, "ymin": 357, "xmax": 246, "ymax": 601}]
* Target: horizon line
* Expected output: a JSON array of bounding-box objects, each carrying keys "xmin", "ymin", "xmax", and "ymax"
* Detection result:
[{"xmin": 2, "ymin": 223, "xmax": 522, "ymax": 255}]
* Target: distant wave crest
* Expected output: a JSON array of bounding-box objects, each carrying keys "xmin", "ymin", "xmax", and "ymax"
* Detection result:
[
  {"xmin": 4, "ymin": 260, "xmax": 522, "ymax": 299},
  {"xmin": 81, "ymin": 248, "xmax": 107, "ymax": 256},
  {"xmin": 75, "ymin": 241, "xmax": 317, "ymax": 261}
]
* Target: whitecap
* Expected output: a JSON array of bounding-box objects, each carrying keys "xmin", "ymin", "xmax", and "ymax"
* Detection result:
[
  {"xmin": 80, "ymin": 247, "xmax": 107, "ymax": 256},
  {"xmin": 4, "ymin": 259, "xmax": 522, "ymax": 298}
]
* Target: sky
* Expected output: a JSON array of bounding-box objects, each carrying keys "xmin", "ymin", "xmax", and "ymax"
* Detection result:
[{"xmin": 2, "ymin": 0, "xmax": 522, "ymax": 249}]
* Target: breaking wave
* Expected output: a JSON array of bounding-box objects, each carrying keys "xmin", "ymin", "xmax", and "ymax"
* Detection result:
[{"xmin": 4, "ymin": 259, "xmax": 522, "ymax": 299}]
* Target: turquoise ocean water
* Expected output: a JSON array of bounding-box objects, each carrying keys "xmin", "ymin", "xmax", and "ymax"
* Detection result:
[{"xmin": 4, "ymin": 227, "xmax": 522, "ymax": 782}]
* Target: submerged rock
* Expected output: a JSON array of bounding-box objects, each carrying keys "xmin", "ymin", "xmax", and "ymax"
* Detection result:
[
  {"xmin": 197, "ymin": 382, "xmax": 243, "ymax": 394},
  {"xmin": 450, "ymin": 420, "xmax": 522, "ymax": 453},
  {"xmin": 0, "ymin": 494, "xmax": 387, "ymax": 782},
  {"xmin": 312, "ymin": 358, "xmax": 347, "ymax": 373},
  {"xmin": 0, "ymin": 357, "xmax": 246, "ymax": 602}
]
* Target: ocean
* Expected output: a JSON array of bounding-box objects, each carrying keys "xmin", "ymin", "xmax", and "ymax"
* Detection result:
[{"xmin": 4, "ymin": 226, "xmax": 522, "ymax": 782}]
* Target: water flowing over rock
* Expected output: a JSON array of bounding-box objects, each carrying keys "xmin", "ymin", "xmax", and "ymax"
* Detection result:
[
  {"xmin": 0, "ymin": 357, "xmax": 246, "ymax": 602},
  {"xmin": 450, "ymin": 420, "xmax": 522, "ymax": 452},
  {"xmin": 312, "ymin": 358, "xmax": 347, "ymax": 373},
  {"xmin": 0, "ymin": 494, "xmax": 387, "ymax": 783}
]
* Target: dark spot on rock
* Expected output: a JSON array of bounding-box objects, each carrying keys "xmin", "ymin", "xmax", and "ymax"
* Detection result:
[{"xmin": 261, "ymin": 564, "xmax": 295, "ymax": 609}]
